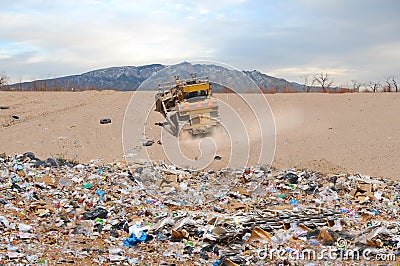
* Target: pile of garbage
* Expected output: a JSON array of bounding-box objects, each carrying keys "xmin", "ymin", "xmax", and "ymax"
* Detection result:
[{"xmin": 0, "ymin": 152, "xmax": 399, "ymax": 265}]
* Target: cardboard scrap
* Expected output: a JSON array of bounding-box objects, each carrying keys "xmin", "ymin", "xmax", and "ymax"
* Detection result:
[
  {"xmin": 17, "ymin": 170, "xmax": 26, "ymax": 177},
  {"xmin": 165, "ymin": 174, "xmax": 178, "ymax": 183},
  {"xmin": 269, "ymin": 204, "xmax": 293, "ymax": 210},
  {"xmin": 207, "ymin": 216, "xmax": 224, "ymax": 226},
  {"xmin": 248, "ymin": 227, "xmax": 272, "ymax": 243},
  {"xmin": 289, "ymin": 236, "xmax": 304, "ymax": 243},
  {"xmin": 366, "ymin": 238, "xmax": 383, "ymax": 247},
  {"xmin": 298, "ymin": 223, "xmax": 312, "ymax": 232},
  {"xmin": 212, "ymin": 227, "xmax": 227, "ymax": 237},
  {"xmin": 223, "ymin": 258, "xmax": 240, "ymax": 266},
  {"xmin": 349, "ymin": 188, "xmax": 358, "ymax": 197},
  {"xmin": 318, "ymin": 228, "xmax": 334, "ymax": 243},
  {"xmin": 156, "ymin": 178, "xmax": 181, "ymax": 194},
  {"xmin": 231, "ymin": 186, "xmax": 252, "ymax": 197},
  {"xmin": 42, "ymin": 174, "xmax": 56, "ymax": 187},
  {"xmin": 358, "ymin": 183, "xmax": 372, "ymax": 193},
  {"xmin": 171, "ymin": 229, "xmax": 189, "ymax": 240},
  {"xmin": 349, "ymin": 181, "xmax": 378, "ymax": 201}
]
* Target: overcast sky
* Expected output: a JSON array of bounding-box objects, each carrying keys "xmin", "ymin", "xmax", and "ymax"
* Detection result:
[{"xmin": 0, "ymin": 0, "xmax": 399, "ymax": 85}]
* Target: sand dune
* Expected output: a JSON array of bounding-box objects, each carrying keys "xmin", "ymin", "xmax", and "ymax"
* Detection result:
[{"xmin": 1, "ymin": 91, "xmax": 399, "ymax": 179}]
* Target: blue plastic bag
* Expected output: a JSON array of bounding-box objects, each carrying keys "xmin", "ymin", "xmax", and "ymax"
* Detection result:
[{"xmin": 123, "ymin": 232, "xmax": 148, "ymax": 247}]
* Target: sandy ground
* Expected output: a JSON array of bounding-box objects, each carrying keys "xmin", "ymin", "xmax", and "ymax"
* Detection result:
[{"xmin": 0, "ymin": 91, "xmax": 399, "ymax": 180}]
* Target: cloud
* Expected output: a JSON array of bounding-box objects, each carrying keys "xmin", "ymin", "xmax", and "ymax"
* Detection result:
[{"xmin": 0, "ymin": 0, "xmax": 399, "ymax": 84}]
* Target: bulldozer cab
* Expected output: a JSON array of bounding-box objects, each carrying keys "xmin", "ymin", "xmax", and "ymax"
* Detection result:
[
  {"xmin": 184, "ymin": 89, "xmax": 207, "ymax": 100},
  {"xmin": 181, "ymin": 78, "xmax": 211, "ymax": 102}
]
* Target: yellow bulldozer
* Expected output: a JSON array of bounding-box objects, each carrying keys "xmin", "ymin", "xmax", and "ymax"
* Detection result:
[{"xmin": 155, "ymin": 74, "xmax": 220, "ymax": 136}]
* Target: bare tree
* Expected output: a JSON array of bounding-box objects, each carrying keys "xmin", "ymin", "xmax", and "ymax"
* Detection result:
[
  {"xmin": 0, "ymin": 73, "xmax": 10, "ymax": 90},
  {"xmin": 385, "ymin": 77, "xmax": 392, "ymax": 92},
  {"xmin": 392, "ymin": 77, "xmax": 398, "ymax": 92},
  {"xmin": 314, "ymin": 73, "xmax": 333, "ymax": 92},
  {"xmin": 367, "ymin": 81, "xmax": 380, "ymax": 93},
  {"xmin": 301, "ymin": 74, "xmax": 315, "ymax": 92},
  {"xmin": 351, "ymin": 80, "xmax": 361, "ymax": 92},
  {"xmin": 385, "ymin": 76, "xmax": 399, "ymax": 92}
]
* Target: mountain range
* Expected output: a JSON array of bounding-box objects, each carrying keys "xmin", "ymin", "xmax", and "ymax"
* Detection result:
[{"xmin": 8, "ymin": 62, "xmax": 304, "ymax": 92}]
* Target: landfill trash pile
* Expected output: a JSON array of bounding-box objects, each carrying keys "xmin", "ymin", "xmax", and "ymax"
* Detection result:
[{"xmin": 0, "ymin": 152, "xmax": 399, "ymax": 265}]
